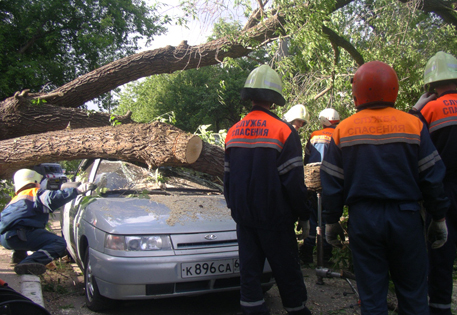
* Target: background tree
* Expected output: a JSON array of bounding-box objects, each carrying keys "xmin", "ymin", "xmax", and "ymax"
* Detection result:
[
  {"xmin": 0, "ymin": 0, "xmax": 456, "ymax": 179},
  {"xmin": 269, "ymin": 0, "xmax": 457, "ymax": 142},
  {"xmin": 115, "ymin": 19, "xmax": 269, "ymax": 133},
  {"xmin": 0, "ymin": 0, "xmax": 169, "ymax": 107}
]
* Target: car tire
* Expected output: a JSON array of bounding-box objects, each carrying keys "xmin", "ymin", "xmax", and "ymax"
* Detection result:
[{"xmin": 84, "ymin": 249, "xmax": 117, "ymax": 311}]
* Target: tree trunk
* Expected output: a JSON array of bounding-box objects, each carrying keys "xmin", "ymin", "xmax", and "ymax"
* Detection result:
[
  {"xmin": 0, "ymin": 122, "xmax": 209, "ymax": 179},
  {"xmin": 0, "ymin": 92, "xmax": 135, "ymax": 141},
  {"xmin": 0, "ymin": 0, "xmax": 454, "ymax": 181},
  {"xmin": 187, "ymin": 141, "xmax": 225, "ymax": 181}
]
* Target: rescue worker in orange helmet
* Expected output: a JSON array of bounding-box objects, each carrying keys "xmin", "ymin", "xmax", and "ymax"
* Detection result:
[
  {"xmin": 0, "ymin": 169, "xmax": 96, "ymax": 275},
  {"xmin": 409, "ymin": 51, "xmax": 457, "ymax": 315},
  {"xmin": 224, "ymin": 65, "xmax": 312, "ymax": 315},
  {"xmin": 299, "ymin": 108, "xmax": 340, "ymax": 266},
  {"xmin": 320, "ymin": 61, "xmax": 449, "ymax": 314}
]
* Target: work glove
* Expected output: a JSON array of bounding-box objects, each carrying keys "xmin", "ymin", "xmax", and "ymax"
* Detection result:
[
  {"xmin": 412, "ymin": 92, "xmax": 437, "ymax": 111},
  {"xmin": 76, "ymin": 182, "xmax": 97, "ymax": 194},
  {"xmin": 427, "ymin": 219, "xmax": 448, "ymax": 249},
  {"xmin": 299, "ymin": 220, "xmax": 310, "ymax": 240},
  {"xmin": 325, "ymin": 222, "xmax": 345, "ymax": 247}
]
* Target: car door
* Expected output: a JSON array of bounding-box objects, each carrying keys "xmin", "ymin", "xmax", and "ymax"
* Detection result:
[{"xmin": 61, "ymin": 159, "xmax": 99, "ymax": 264}]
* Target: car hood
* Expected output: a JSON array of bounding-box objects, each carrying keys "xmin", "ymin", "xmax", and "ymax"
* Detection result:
[{"xmin": 80, "ymin": 194, "xmax": 235, "ymax": 234}]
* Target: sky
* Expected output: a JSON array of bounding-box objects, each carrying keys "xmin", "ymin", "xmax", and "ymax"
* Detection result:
[{"xmin": 89, "ymin": 0, "xmax": 247, "ymax": 110}]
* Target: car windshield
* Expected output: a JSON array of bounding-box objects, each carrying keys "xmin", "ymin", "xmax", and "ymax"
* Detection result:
[{"xmin": 92, "ymin": 160, "xmax": 221, "ymax": 194}]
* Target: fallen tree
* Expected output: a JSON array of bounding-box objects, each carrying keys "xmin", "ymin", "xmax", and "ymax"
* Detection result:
[
  {"xmin": 0, "ymin": 121, "xmax": 225, "ymax": 179},
  {"xmin": 0, "ymin": 0, "xmax": 455, "ymax": 180}
]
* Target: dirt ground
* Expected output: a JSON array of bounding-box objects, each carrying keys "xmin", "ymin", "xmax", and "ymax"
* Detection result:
[{"xmin": 39, "ymin": 257, "xmax": 391, "ymax": 315}]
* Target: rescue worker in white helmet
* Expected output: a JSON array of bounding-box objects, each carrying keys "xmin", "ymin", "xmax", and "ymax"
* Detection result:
[
  {"xmin": 299, "ymin": 108, "xmax": 340, "ymax": 266},
  {"xmin": 224, "ymin": 64, "xmax": 312, "ymax": 315},
  {"xmin": 0, "ymin": 169, "xmax": 96, "ymax": 275},
  {"xmin": 283, "ymin": 104, "xmax": 309, "ymax": 131},
  {"xmin": 409, "ymin": 51, "xmax": 457, "ymax": 315},
  {"xmin": 321, "ymin": 61, "xmax": 449, "ymax": 314}
]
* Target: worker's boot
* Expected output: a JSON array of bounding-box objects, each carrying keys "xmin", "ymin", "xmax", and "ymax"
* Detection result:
[
  {"xmin": 299, "ymin": 244, "xmax": 314, "ymax": 266},
  {"xmin": 10, "ymin": 250, "xmax": 28, "ymax": 264},
  {"xmin": 14, "ymin": 263, "xmax": 46, "ymax": 276},
  {"xmin": 323, "ymin": 246, "xmax": 333, "ymax": 267}
]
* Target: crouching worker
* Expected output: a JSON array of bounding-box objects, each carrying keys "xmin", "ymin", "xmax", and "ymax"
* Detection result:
[{"xmin": 0, "ymin": 169, "xmax": 96, "ymax": 275}]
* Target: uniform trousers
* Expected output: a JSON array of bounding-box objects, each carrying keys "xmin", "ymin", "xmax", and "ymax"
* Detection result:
[
  {"xmin": 428, "ymin": 180, "xmax": 457, "ymax": 315},
  {"xmin": 237, "ymin": 223, "xmax": 309, "ymax": 315},
  {"xmin": 348, "ymin": 200, "xmax": 429, "ymax": 315},
  {"xmin": 1, "ymin": 228, "xmax": 66, "ymax": 265}
]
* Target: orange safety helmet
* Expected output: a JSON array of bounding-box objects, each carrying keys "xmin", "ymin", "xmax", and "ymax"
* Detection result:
[{"xmin": 351, "ymin": 61, "xmax": 399, "ymax": 107}]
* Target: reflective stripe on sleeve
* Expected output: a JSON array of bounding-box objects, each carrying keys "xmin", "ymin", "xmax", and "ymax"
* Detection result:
[
  {"xmin": 38, "ymin": 191, "xmax": 51, "ymax": 213},
  {"xmin": 321, "ymin": 160, "xmax": 344, "ymax": 180},
  {"xmin": 418, "ymin": 150, "xmax": 441, "ymax": 172},
  {"xmin": 278, "ymin": 156, "xmax": 303, "ymax": 175}
]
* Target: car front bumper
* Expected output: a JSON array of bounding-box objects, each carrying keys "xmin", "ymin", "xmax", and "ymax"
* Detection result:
[{"xmin": 89, "ymin": 248, "xmax": 274, "ymax": 300}]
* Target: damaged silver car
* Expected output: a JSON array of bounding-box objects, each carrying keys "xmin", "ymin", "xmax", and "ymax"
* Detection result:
[{"xmin": 61, "ymin": 158, "xmax": 274, "ymax": 311}]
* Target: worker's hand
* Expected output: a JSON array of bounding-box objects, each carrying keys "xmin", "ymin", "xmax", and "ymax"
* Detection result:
[
  {"xmin": 427, "ymin": 219, "xmax": 448, "ymax": 249},
  {"xmin": 299, "ymin": 220, "xmax": 310, "ymax": 239},
  {"xmin": 76, "ymin": 182, "xmax": 97, "ymax": 194},
  {"xmin": 413, "ymin": 92, "xmax": 436, "ymax": 111},
  {"xmin": 325, "ymin": 223, "xmax": 345, "ymax": 247}
]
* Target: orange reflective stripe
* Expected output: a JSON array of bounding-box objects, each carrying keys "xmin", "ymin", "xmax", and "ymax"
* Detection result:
[
  {"xmin": 333, "ymin": 108, "xmax": 423, "ymax": 147},
  {"xmin": 226, "ymin": 110, "xmax": 291, "ymax": 151}
]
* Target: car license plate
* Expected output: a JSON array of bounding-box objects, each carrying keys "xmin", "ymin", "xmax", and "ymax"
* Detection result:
[{"xmin": 181, "ymin": 259, "xmax": 240, "ymax": 278}]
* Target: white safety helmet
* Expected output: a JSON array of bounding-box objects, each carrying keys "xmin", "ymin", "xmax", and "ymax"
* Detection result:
[
  {"xmin": 284, "ymin": 104, "xmax": 309, "ymax": 125},
  {"xmin": 13, "ymin": 169, "xmax": 43, "ymax": 193},
  {"xmin": 319, "ymin": 108, "xmax": 340, "ymax": 127}
]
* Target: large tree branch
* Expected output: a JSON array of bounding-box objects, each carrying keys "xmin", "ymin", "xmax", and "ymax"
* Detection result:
[
  {"xmin": 0, "ymin": 91, "xmax": 134, "ymax": 141},
  {"xmin": 0, "ymin": 122, "xmax": 207, "ymax": 179},
  {"xmin": 322, "ymin": 26, "xmax": 364, "ymax": 66},
  {"xmin": 399, "ymin": 0, "xmax": 457, "ymax": 28}
]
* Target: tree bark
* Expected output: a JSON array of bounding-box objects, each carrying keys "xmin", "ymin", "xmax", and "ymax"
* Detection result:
[
  {"xmin": 0, "ymin": 91, "xmax": 135, "ymax": 141},
  {"xmin": 0, "ymin": 122, "xmax": 206, "ymax": 179},
  {"xmin": 187, "ymin": 141, "xmax": 225, "ymax": 180},
  {"xmin": 0, "ymin": 0, "xmax": 454, "ymax": 181}
]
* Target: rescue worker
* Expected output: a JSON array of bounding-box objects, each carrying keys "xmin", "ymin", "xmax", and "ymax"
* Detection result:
[
  {"xmin": 0, "ymin": 169, "xmax": 96, "ymax": 275},
  {"xmin": 321, "ymin": 61, "xmax": 449, "ymax": 314},
  {"xmin": 283, "ymin": 104, "xmax": 309, "ymax": 131},
  {"xmin": 224, "ymin": 64, "xmax": 312, "ymax": 315},
  {"xmin": 409, "ymin": 51, "xmax": 457, "ymax": 315},
  {"xmin": 299, "ymin": 108, "xmax": 340, "ymax": 266}
]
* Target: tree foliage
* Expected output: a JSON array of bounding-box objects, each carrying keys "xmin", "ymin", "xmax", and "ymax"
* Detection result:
[
  {"xmin": 0, "ymin": 0, "xmax": 456, "ymax": 179},
  {"xmin": 115, "ymin": 19, "xmax": 269, "ymax": 133},
  {"xmin": 0, "ymin": 0, "xmax": 169, "ymax": 101},
  {"xmin": 267, "ymin": 0, "xmax": 457, "ymax": 141}
]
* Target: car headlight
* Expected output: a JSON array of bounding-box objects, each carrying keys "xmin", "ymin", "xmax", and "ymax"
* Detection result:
[{"xmin": 105, "ymin": 234, "xmax": 172, "ymax": 251}]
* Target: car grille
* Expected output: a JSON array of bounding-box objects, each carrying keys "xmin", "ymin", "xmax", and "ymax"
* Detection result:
[
  {"xmin": 171, "ymin": 231, "xmax": 237, "ymax": 251},
  {"xmin": 176, "ymin": 240, "xmax": 237, "ymax": 249},
  {"xmin": 145, "ymin": 272, "xmax": 273, "ymax": 295}
]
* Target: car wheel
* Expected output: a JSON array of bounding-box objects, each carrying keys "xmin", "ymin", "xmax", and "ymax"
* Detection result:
[{"xmin": 84, "ymin": 249, "xmax": 116, "ymax": 311}]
